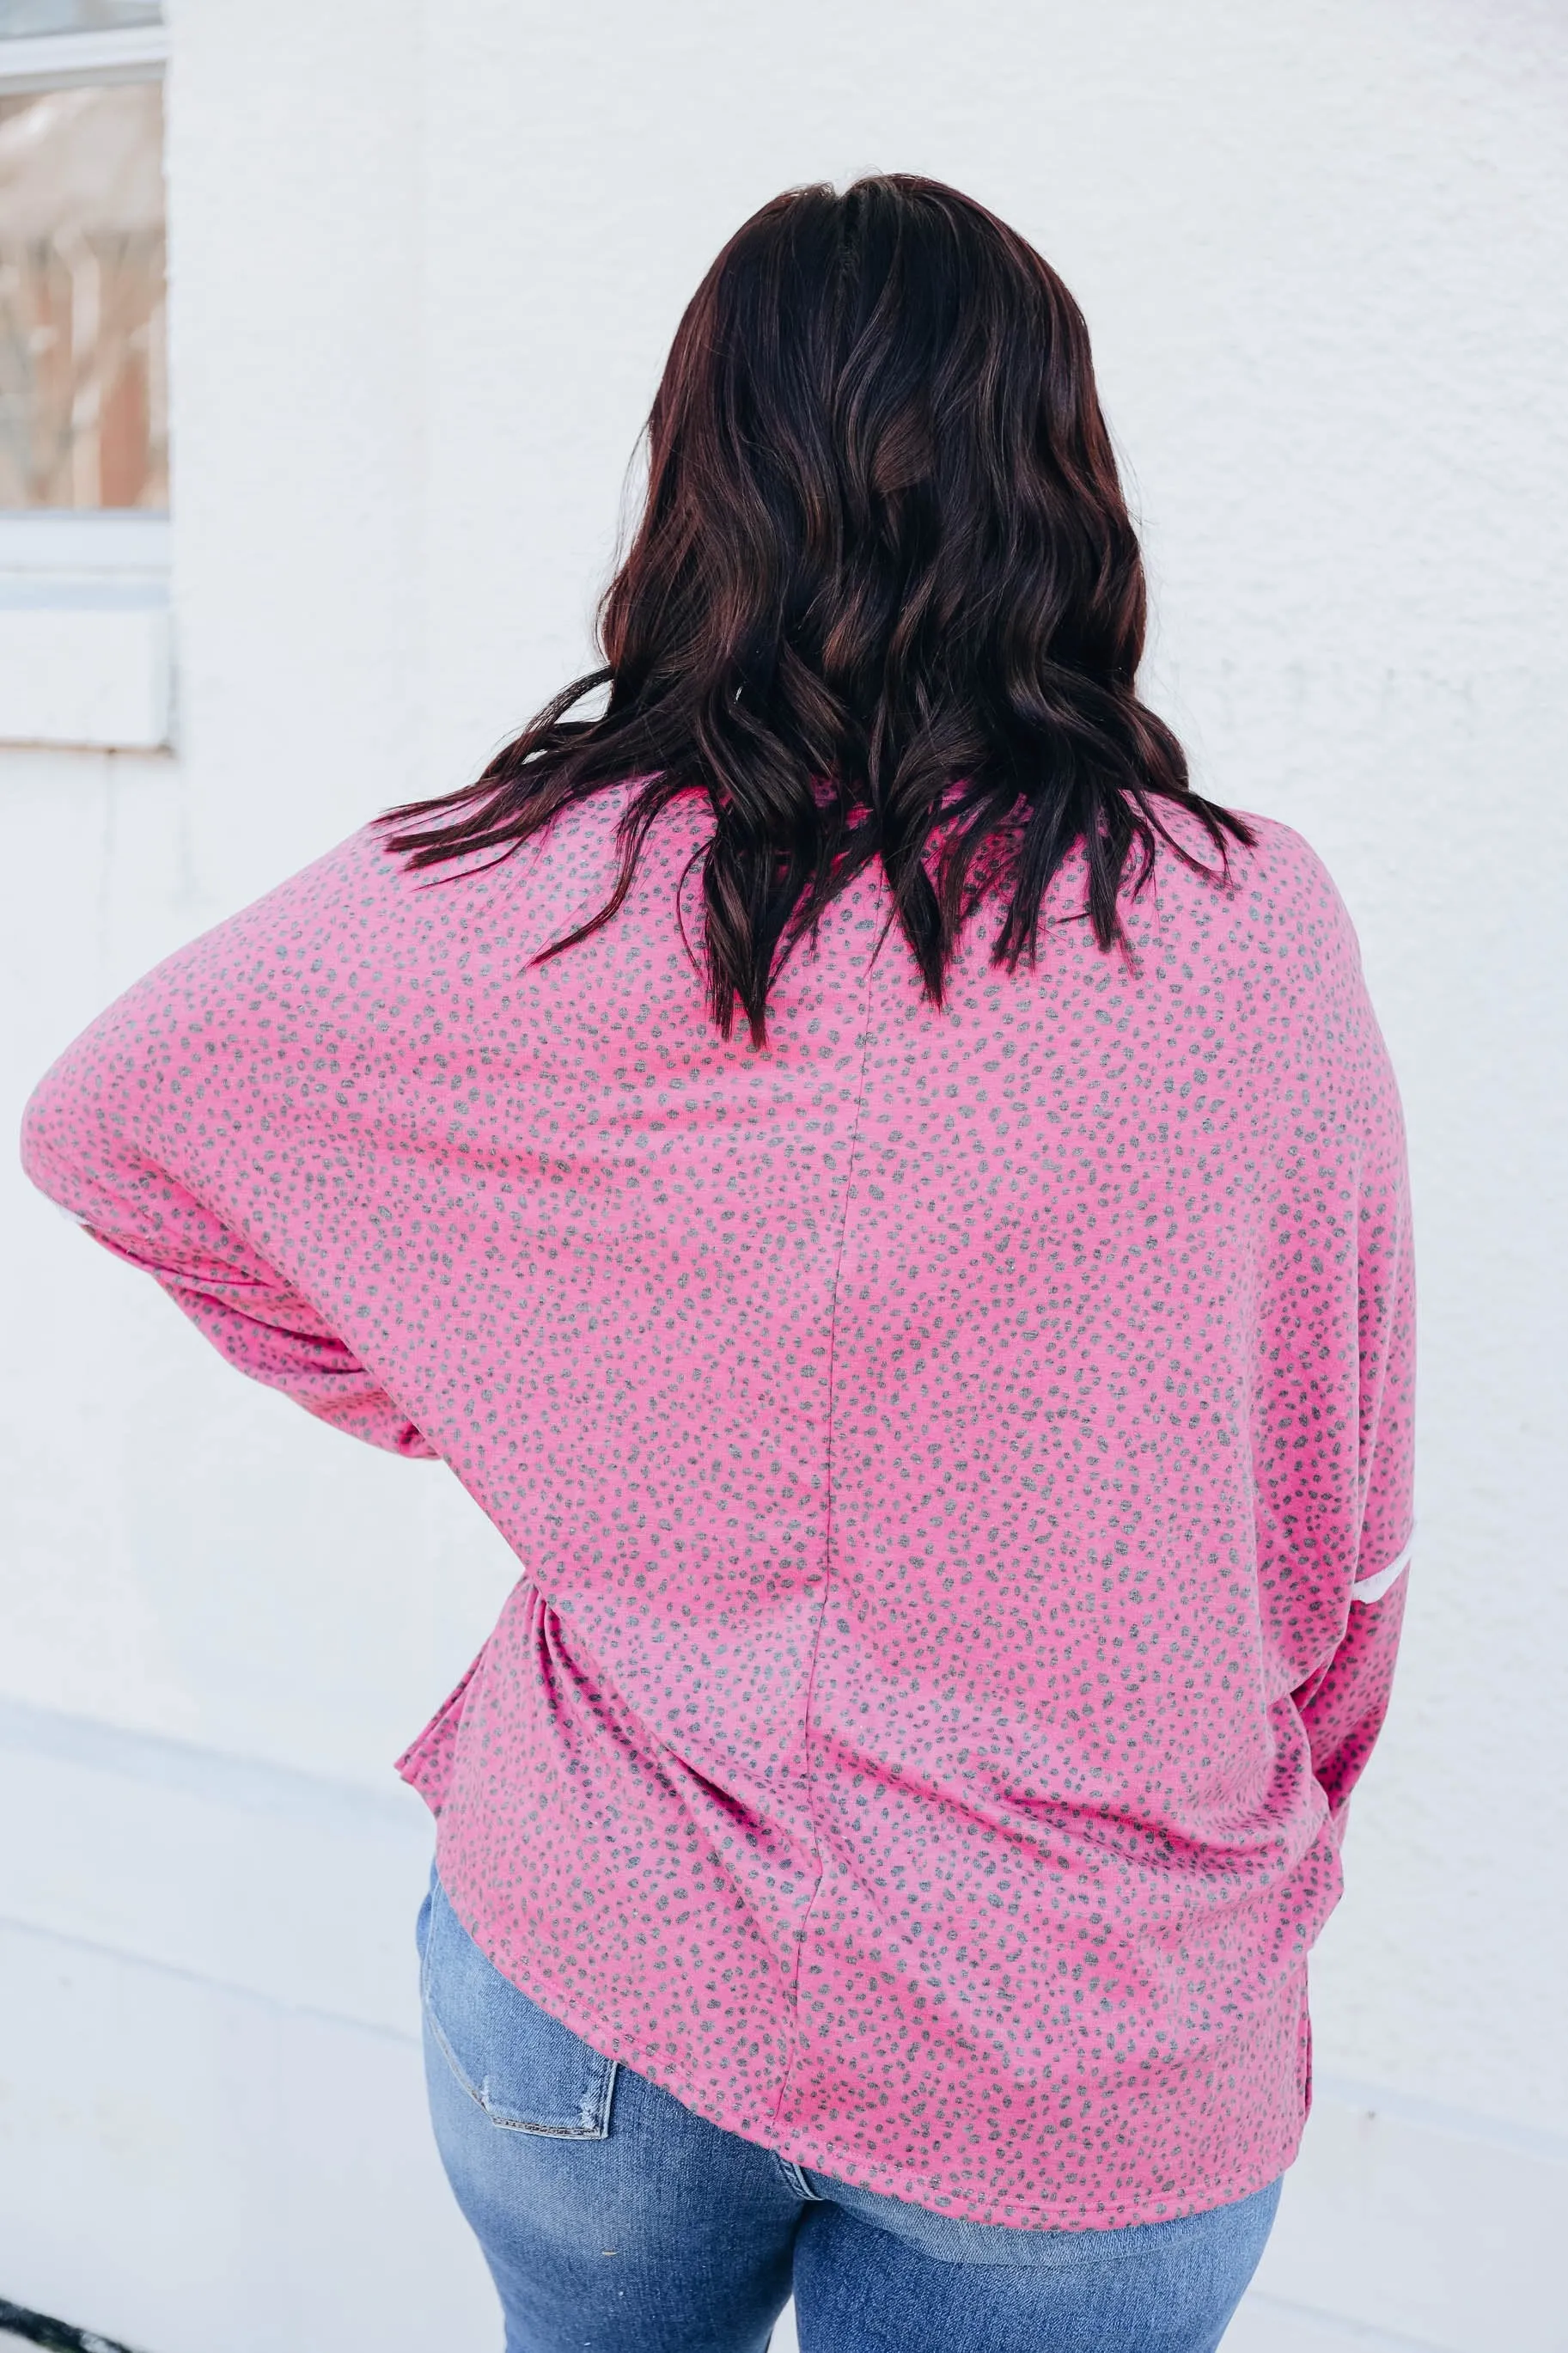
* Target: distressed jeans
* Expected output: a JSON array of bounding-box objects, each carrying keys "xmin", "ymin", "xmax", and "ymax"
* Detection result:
[{"xmin": 418, "ymin": 1871, "xmax": 1279, "ymax": 2353}]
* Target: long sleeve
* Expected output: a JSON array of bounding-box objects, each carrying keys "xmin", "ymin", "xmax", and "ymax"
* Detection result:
[
  {"xmin": 1295, "ymin": 1562, "xmax": 1410, "ymax": 1834},
  {"xmin": 21, "ymin": 988, "xmax": 436, "ymax": 1460},
  {"xmin": 1294, "ymin": 1034, "xmax": 1418, "ymax": 1834}
]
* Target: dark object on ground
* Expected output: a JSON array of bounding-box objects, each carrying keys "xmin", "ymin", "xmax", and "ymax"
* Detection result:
[{"xmin": 0, "ymin": 2301, "xmax": 142, "ymax": 2353}]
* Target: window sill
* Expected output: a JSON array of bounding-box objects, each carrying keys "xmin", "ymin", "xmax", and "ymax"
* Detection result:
[
  {"xmin": 0, "ymin": 512, "xmax": 171, "ymax": 752},
  {"xmin": 0, "ymin": 23, "xmax": 168, "ymax": 96}
]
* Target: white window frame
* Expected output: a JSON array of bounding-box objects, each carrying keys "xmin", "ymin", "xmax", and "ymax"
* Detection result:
[
  {"xmin": 0, "ymin": 18, "xmax": 172, "ymax": 750},
  {"xmin": 0, "ymin": 21, "xmax": 168, "ymax": 95}
]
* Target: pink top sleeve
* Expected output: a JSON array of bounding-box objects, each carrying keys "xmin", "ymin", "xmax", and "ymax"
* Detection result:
[
  {"xmin": 1292, "ymin": 1079, "xmax": 1417, "ymax": 1833},
  {"xmin": 22, "ymin": 997, "xmax": 436, "ymax": 1459}
]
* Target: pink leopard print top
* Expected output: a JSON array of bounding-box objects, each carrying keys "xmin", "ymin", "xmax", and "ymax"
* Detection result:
[{"xmin": 22, "ymin": 792, "xmax": 1413, "ymax": 2228}]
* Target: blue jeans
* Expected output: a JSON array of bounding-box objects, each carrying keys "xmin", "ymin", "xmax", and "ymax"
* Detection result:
[{"xmin": 417, "ymin": 1872, "xmax": 1279, "ymax": 2352}]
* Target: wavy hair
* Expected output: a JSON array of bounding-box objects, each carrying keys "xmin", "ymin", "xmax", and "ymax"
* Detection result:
[{"xmin": 384, "ymin": 174, "xmax": 1250, "ymax": 1043}]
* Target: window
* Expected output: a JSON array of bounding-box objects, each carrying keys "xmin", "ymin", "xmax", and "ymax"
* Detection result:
[
  {"xmin": 0, "ymin": 76, "xmax": 166, "ymax": 510},
  {"xmin": 0, "ymin": 0, "xmax": 169, "ymax": 748}
]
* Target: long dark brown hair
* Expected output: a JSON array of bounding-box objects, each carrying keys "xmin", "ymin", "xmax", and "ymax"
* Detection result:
[{"xmin": 384, "ymin": 174, "xmax": 1249, "ymax": 1043}]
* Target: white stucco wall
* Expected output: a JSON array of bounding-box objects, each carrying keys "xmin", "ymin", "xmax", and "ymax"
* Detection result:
[{"xmin": 1, "ymin": 3, "xmax": 1564, "ymax": 2349}]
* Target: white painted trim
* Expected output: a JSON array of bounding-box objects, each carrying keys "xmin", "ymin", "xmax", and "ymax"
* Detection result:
[
  {"xmin": 1313, "ymin": 2069, "xmax": 1568, "ymax": 2168},
  {"xmin": 0, "ymin": 516, "xmax": 171, "ymax": 746},
  {"xmin": 0, "ymin": 600, "xmax": 170, "ymax": 746},
  {"xmin": 0, "ymin": 511, "xmax": 169, "ymax": 576},
  {"xmin": 0, "ymin": 1906, "xmax": 421, "ymax": 2044},
  {"xmin": 1350, "ymin": 1537, "xmax": 1413, "ymax": 1604},
  {"xmin": 0, "ymin": 1696, "xmax": 433, "ymax": 2032},
  {"xmin": 1230, "ymin": 2295, "xmax": 1452, "ymax": 2350},
  {"xmin": 0, "ymin": 23, "xmax": 167, "ymax": 95},
  {"xmin": 0, "ymin": 1916, "xmax": 498, "ymax": 2346},
  {"xmin": 0, "ymin": 1694, "xmax": 413, "ymax": 1828}
]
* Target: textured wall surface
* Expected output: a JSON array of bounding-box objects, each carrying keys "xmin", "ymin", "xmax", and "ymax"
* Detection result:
[{"xmin": 0, "ymin": 3, "xmax": 1563, "ymax": 2348}]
